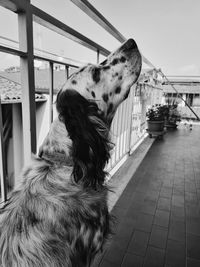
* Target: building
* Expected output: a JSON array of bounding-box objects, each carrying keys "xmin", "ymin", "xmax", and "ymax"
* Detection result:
[{"xmin": 162, "ymin": 76, "xmax": 200, "ymax": 119}]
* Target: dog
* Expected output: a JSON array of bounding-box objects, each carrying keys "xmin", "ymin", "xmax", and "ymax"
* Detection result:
[{"xmin": 0, "ymin": 39, "xmax": 141, "ymax": 267}]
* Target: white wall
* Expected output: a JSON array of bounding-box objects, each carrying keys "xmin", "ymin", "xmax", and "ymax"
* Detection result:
[
  {"xmin": 9, "ymin": 97, "xmax": 57, "ymax": 187},
  {"xmin": 36, "ymin": 95, "xmax": 58, "ymax": 152},
  {"xmin": 12, "ymin": 104, "xmax": 23, "ymax": 186}
]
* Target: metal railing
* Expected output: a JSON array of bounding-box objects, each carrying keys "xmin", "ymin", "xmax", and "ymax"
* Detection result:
[
  {"xmin": 107, "ymin": 83, "xmax": 162, "ymax": 173},
  {"xmin": 0, "ymin": 0, "xmax": 162, "ymax": 202}
]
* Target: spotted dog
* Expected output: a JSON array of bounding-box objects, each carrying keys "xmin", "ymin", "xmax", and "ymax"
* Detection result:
[{"xmin": 0, "ymin": 39, "xmax": 141, "ymax": 267}]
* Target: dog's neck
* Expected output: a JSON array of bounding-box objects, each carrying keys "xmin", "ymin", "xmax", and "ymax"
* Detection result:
[
  {"xmin": 38, "ymin": 119, "xmax": 73, "ymax": 166},
  {"xmin": 40, "ymin": 149, "xmax": 72, "ymax": 166}
]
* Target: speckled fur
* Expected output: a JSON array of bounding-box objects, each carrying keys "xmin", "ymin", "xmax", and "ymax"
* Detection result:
[{"xmin": 0, "ymin": 39, "xmax": 141, "ymax": 267}]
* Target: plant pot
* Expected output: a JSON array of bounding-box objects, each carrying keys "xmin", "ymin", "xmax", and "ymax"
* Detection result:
[
  {"xmin": 147, "ymin": 120, "xmax": 165, "ymax": 132},
  {"xmin": 165, "ymin": 121, "xmax": 178, "ymax": 129}
]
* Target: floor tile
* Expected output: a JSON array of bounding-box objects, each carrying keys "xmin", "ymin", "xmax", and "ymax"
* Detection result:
[
  {"xmin": 143, "ymin": 246, "xmax": 165, "ymax": 267},
  {"xmin": 168, "ymin": 220, "xmax": 186, "ymax": 242},
  {"xmin": 165, "ymin": 240, "xmax": 186, "ymax": 267},
  {"xmin": 171, "ymin": 195, "xmax": 185, "ymax": 207},
  {"xmin": 187, "ymin": 258, "xmax": 200, "ymax": 267},
  {"xmin": 170, "ymin": 205, "xmax": 185, "ymax": 222},
  {"xmin": 121, "ymin": 253, "xmax": 143, "ymax": 267},
  {"xmin": 160, "ymin": 186, "xmax": 173, "ymax": 198},
  {"xmin": 187, "ymin": 234, "xmax": 200, "ymax": 260},
  {"xmin": 157, "ymin": 197, "xmax": 171, "ymax": 211},
  {"xmin": 154, "ymin": 209, "xmax": 170, "ymax": 228},
  {"xmin": 102, "ymin": 244, "xmax": 125, "ymax": 266},
  {"xmin": 127, "ymin": 230, "xmax": 150, "ymax": 256},
  {"xmin": 134, "ymin": 213, "xmax": 154, "ymax": 232},
  {"xmin": 149, "ymin": 225, "xmax": 168, "ymax": 249},
  {"xmin": 186, "ymin": 219, "xmax": 200, "ymax": 236},
  {"xmin": 99, "ymin": 259, "xmax": 119, "ymax": 267}
]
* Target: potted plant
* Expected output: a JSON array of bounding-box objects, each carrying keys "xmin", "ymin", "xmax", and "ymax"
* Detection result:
[
  {"xmin": 146, "ymin": 104, "xmax": 166, "ymax": 136},
  {"xmin": 164, "ymin": 103, "xmax": 181, "ymax": 129}
]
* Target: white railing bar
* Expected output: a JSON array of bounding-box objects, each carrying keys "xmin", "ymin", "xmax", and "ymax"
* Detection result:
[
  {"xmin": 126, "ymin": 92, "xmax": 133, "ymax": 154},
  {"xmin": 118, "ymin": 106, "xmax": 122, "ymax": 161},
  {"xmin": 0, "ymin": 44, "xmax": 27, "ymax": 57},
  {"xmin": 122, "ymin": 103, "xmax": 127, "ymax": 156},
  {"xmin": 0, "ymin": 99, "xmax": 7, "ymax": 202},
  {"xmin": 34, "ymin": 55, "xmax": 80, "ymax": 68},
  {"xmin": 124, "ymin": 101, "xmax": 129, "ymax": 153},
  {"xmin": 70, "ymin": 0, "xmax": 156, "ymax": 68},
  {"xmin": 18, "ymin": 8, "xmax": 37, "ymax": 163},
  {"xmin": 112, "ymin": 110, "xmax": 118, "ymax": 165},
  {"xmin": 120, "ymin": 104, "xmax": 124, "ymax": 157},
  {"xmin": 49, "ymin": 62, "xmax": 54, "ymax": 126},
  {"xmin": 65, "ymin": 66, "xmax": 69, "ymax": 80},
  {"xmin": 97, "ymin": 49, "xmax": 100, "ymax": 64},
  {"xmin": 31, "ymin": 5, "xmax": 110, "ymax": 57},
  {"xmin": 0, "ymin": 43, "xmax": 80, "ymax": 69},
  {"xmin": 0, "ymin": 35, "xmax": 84, "ymax": 67}
]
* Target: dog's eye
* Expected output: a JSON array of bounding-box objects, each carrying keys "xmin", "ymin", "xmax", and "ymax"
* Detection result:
[
  {"xmin": 102, "ymin": 65, "xmax": 110, "ymax": 71},
  {"xmin": 120, "ymin": 56, "xmax": 126, "ymax": 63}
]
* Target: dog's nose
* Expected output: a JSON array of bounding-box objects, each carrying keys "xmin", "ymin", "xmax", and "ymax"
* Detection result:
[{"xmin": 123, "ymin": 39, "xmax": 138, "ymax": 50}]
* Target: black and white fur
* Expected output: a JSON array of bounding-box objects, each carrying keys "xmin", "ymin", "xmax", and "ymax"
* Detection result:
[{"xmin": 0, "ymin": 39, "xmax": 141, "ymax": 267}]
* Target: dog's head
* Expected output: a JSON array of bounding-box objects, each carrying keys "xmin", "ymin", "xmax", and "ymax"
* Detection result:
[{"xmin": 58, "ymin": 38, "xmax": 142, "ymax": 123}]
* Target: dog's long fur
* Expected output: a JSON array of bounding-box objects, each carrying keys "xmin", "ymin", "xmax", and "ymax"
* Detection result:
[{"xmin": 0, "ymin": 39, "xmax": 141, "ymax": 267}]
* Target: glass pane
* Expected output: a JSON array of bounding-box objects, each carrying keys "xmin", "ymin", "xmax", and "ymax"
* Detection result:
[
  {"xmin": 0, "ymin": 7, "xmax": 19, "ymax": 49},
  {"xmin": 33, "ymin": 23, "xmax": 100, "ymax": 64}
]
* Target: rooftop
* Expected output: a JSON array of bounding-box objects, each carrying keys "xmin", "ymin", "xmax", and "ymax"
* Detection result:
[
  {"xmin": 0, "ymin": 75, "xmax": 46, "ymax": 104},
  {"xmin": 162, "ymin": 84, "xmax": 200, "ymax": 94}
]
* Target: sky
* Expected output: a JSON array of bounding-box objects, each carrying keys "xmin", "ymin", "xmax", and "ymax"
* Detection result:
[{"xmin": 0, "ymin": 0, "xmax": 200, "ymax": 76}]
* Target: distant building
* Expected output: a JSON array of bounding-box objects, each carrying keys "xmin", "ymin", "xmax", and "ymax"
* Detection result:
[{"xmin": 162, "ymin": 76, "xmax": 200, "ymax": 119}]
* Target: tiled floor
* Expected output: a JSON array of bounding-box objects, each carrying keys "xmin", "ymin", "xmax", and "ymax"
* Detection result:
[{"xmin": 93, "ymin": 125, "xmax": 200, "ymax": 267}]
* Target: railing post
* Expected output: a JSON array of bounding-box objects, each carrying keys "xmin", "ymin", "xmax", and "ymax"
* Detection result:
[
  {"xmin": 97, "ymin": 49, "xmax": 99, "ymax": 64},
  {"xmin": 0, "ymin": 99, "xmax": 7, "ymax": 202},
  {"xmin": 18, "ymin": 0, "xmax": 36, "ymax": 165},
  {"xmin": 127, "ymin": 85, "xmax": 135, "ymax": 155},
  {"xmin": 65, "ymin": 65, "xmax": 69, "ymax": 80},
  {"xmin": 49, "ymin": 62, "xmax": 54, "ymax": 125}
]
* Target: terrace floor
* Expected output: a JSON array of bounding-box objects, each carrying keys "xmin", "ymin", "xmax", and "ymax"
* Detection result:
[{"xmin": 93, "ymin": 124, "xmax": 200, "ymax": 267}]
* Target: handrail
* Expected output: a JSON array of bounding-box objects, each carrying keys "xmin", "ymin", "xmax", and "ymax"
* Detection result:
[
  {"xmin": 70, "ymin": 0, "xmax": 155, "ymax": 68},
  {"xmin": 0, "ymin": 43, "xmax": 81, "ymax": 68},
  {"xmin": 0, "ymin": 36, "xmax": 82, "ymax": 68},
  {"xmin": 34, "ymin": 55, "xmax": 80, "ymax": 68},
  {"xmin": 0, "ymin": 45, "xmax": 27, "ymax": 57}
]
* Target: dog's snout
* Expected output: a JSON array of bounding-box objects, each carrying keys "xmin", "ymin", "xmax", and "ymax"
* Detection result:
[{"xmin": 123, "ymin": 39, "xmax": 138, "ymax": 50}]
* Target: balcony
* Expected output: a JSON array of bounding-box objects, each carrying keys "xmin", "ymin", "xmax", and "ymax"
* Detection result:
[{"xmin": 0, "ymin": 1, "xmax": 200, "ymax": 267}]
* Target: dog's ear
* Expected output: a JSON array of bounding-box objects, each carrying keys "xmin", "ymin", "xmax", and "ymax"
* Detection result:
[{"xmin": 56, "ymin": 89, "xmax": 111, "ymax": 188}]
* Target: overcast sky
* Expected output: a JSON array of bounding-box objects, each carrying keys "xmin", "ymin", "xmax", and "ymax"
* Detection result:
[{"xmin": 0, "ymin": 0, "xmax": 200, "ymax": 76}]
